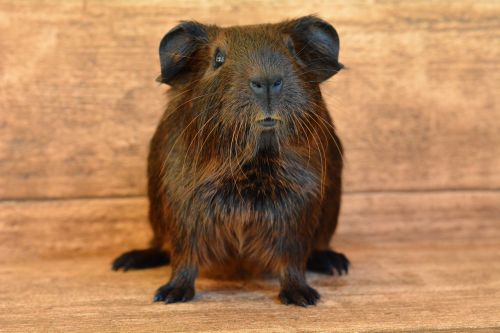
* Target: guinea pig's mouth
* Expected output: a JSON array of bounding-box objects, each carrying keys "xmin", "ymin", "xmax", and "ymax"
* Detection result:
[{"xmin": 256, "ymin": 116, "xmax": 281, "ymax": 129}]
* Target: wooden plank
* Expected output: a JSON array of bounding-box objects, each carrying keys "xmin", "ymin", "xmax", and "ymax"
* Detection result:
[
  {"xmin": 1, "ymin": 191, "xmax": 498, "ymax": 262},
  {"xmin": 0, "ymin": 244, "xmax": 499, "ymax": 332},
  {"xmin": 0, "ymin": 197, "xmax": 152, "ymax": 263},
  {"xmin": 0, "ymin": 0, "xmax": 499, "ymax": 199}
]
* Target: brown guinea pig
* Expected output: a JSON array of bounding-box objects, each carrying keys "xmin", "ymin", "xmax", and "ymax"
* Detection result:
[{"xmin": 112, "ymin": 15, "xmax": 349, "ymax": 307}]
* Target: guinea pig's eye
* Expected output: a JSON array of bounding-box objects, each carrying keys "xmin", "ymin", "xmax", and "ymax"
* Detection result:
[{"xmin": 213, "ymin": 48, "xmax": 225, "ymax": 69}]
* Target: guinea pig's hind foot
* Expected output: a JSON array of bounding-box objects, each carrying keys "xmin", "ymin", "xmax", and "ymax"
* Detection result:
[
  {"xmin": 307, "ymin": 250, "xmax": 349, "ymax": 275},
  {"xmin": 111, "ymin": 248, "xmax": 170, "ymax": 271}
]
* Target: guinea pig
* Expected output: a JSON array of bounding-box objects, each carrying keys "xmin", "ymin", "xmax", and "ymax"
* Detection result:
[{"xmin": 112, "ymin": 15, "xmax": 349, "ymax": 307}]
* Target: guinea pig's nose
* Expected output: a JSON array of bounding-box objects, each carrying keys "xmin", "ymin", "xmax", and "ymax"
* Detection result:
[{"xmin": 249, "ymin": 76, "xmax": 283, "ymax": 97}]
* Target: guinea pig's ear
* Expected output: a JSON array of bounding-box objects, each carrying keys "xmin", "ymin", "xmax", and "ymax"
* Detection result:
[
  {"xmin": 284, "ymin": 16, "xmax": 343, "ymax": 82},
  {"xmin": 158, "ymin": 21, "xmax": 208, "ymax": 86}
]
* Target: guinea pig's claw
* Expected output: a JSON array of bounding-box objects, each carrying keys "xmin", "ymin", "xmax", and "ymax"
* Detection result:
[
  {"xmin": 153, "ymin": 283, "xmax": 195, "ymax": 304},
  {"xmin": 279, "ymin": 285, "xmax": 320, "ymax": 307}
]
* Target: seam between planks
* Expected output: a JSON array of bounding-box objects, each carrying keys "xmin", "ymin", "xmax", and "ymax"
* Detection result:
[{"xmin": 0, "ymin": 188, "xmax": 499, "ymax": 203}]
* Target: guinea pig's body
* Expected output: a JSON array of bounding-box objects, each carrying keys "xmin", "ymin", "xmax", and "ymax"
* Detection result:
[{"xmin": 113, "ymin": 16, "xmax": 349, "ymax": 306}]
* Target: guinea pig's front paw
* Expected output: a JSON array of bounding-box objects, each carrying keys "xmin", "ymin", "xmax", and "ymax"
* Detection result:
[
  {"xmin": 279, "ymin": 284, "xmax": 320, "ymax": 307},
  {"xmin": 153, "ymin": 283, "xmax": 195, "ymax": 304}
]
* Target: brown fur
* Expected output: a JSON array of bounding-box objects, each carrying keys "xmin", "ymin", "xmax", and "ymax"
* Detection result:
[{"xmin": 113, "ymin": 16, "xmax": 349, "ymax": 307}]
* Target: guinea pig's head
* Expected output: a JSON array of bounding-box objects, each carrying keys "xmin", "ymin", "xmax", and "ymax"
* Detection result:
[{"xmin": 158, "ymin": 16, "xmax": 342, "ymax": 159}]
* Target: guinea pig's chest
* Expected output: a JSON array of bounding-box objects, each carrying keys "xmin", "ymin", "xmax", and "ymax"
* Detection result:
[{"xmin": 193, "ymin": 155, "xmax": 321, "ymax": 225}]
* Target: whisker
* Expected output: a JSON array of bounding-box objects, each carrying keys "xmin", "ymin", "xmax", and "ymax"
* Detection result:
[
  {"xmin": 229, "ymin": 117, "xmax": 244, "ymax": 200},
  {"xmin": 290, "ymin": 113, "xmax": 311, "ymax": 165},
  {"xmin": 180, "ymin": 110, "xmax": 219, "ymax": 177},
  {"xmin": 190, "ymin": 114, "xmax": 219, "ymax": 192},
  {"xmin": 160, "ymin": 91, "xmax": 219, "ymax": 178},
  {"xmin": 300, "ymin": 114, "xmax": 327, "ymax": 197},
  {"xmin": 303, "ymin": 111, "xmax": 344, "ymax": 164}
]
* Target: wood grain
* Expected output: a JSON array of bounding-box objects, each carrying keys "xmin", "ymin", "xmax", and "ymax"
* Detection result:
[
  {"xmin": 1, "ymin": 191, "xmax": 499, "ymax": 263},
  {"xmin": 0, "ymin": 197, "xmax": 151, "ymax": 263},
  {"xmin": 1, "ymin": 238, "xmax": 499, "ymax": 332},
  {"xmin": 0, "ymin": 188, "xmax": 499, "ymax": 332},
  {"xmin": 1, "ymin": 192, "xmax": 499, "ymax": 331},
  {"xmin": 0, "ymin": 0, "xmax": 499, "ymax": 199}
]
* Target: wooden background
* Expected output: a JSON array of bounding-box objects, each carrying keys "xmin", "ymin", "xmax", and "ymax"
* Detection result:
[{"xmin": 0, "ymin": 0, "xmax": 499, "ymax": 332}]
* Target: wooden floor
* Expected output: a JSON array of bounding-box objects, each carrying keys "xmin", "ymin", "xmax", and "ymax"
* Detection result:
[{"xmin": 1, "ymin": 192, "xmax": 499, "ymax": 332}]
